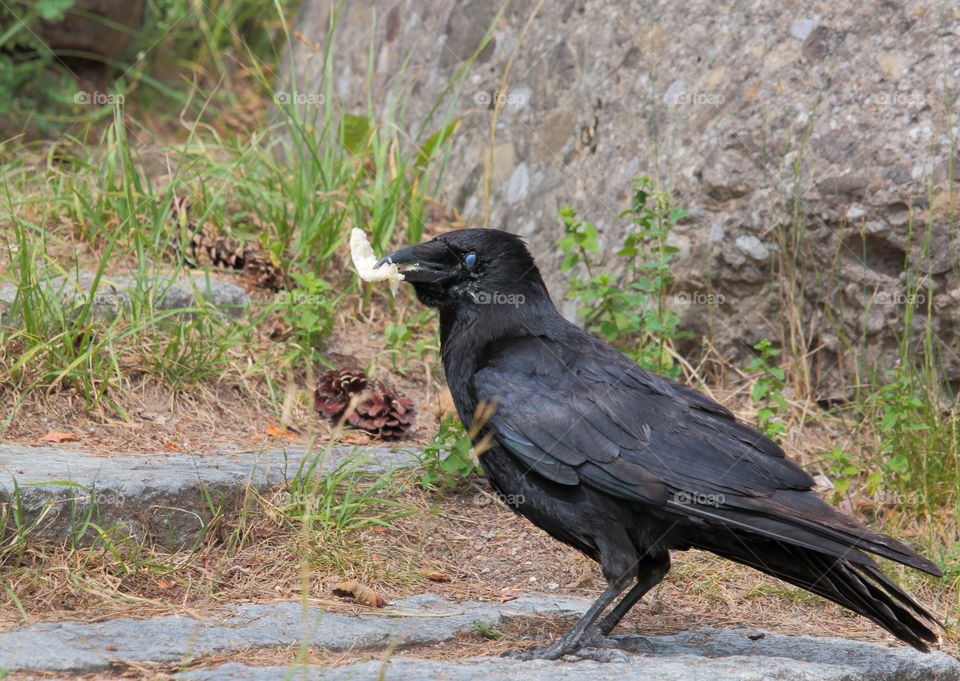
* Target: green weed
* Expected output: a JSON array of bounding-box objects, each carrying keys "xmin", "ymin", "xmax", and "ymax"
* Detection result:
[
  {"xmin": 417, "ymin": 417, "xmax": 479, "ymax": 490},
  {"xmin": 0, "ymin": 2, "xmax": 467, "ymax": 424},
  {"xmin": 285, "ymin": 448, "xmax": 413, "ymax": 536},
  {"xmin": 745, "ymin": 339, "xmax": 789, "ymax": 443},
  {"xmin": 558, "ymin": 177, "xmax": 686, "ymax": 375},
  {"xmin": 472, "ymin": 620, "xmax": 503, "ymax": 640}
]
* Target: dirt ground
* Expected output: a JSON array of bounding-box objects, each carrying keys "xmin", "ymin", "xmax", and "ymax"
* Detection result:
[{"xmin": 1, "ymin": 307, "xmax": 957, "ymax": 663}]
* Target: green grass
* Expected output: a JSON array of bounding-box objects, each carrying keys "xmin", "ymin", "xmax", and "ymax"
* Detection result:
[
  {"xmin": 0, "ymin": 0, "xmax": 489, "ymax": 628},
  {"xmin": 0, "ymin": 0, "xmax": 477, "ymax": 425},
  {"xmin": 0, "ymin": 442, "xmax": 419, "ymax": 612},
  {"xmin": 1, "ymin": 0, "xmax": 957, "ymax": 639}
]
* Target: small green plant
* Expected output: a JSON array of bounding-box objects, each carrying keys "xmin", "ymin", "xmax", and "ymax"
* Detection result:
[
  {"xmin": 869, "ymin": 369, "xmax": 927, "ymax": 488},
  {"xmin": 273, "ymin": 271, "xmax": 340, "ymax": 361},
  {"xmin": 417, "ymin": 416, "xmax": 479, "ymax": 490},
  {"xmin": 558, "ymin": 177, "xmax": 686, "ymax": 375},
  {"xmin": 745, "ymin": 339, "xmax": 788, "ymax": 443},
  {"xmin": 0, "ymin": 0, "xmax": 76, "ymax": 130},
  {"xmin": 382, "ymin": 308, "xmax": 438, "ymax": 371},
  {"xmin": 857, "ymin": 366, "xmax": 958, "ymax": 513},
  {"xmin": 286, "ymin": 449, "xmax": 413, "ymax": 536},
  {"xmin": 821, "ymin": 445, "xmax": 870, "ymax": 501},
  {"xmin": 472, "ymin": 620, "xmax": 503, "ymax": 640}
]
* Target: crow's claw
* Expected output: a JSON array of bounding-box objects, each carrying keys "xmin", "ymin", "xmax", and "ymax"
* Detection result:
[
  {"xmin": 501, "ymin": 628, "xmax": 648, "ymax": 662},
  {"xmin": 572, "ymin": 646, "xmax": 631, "ymax": 663}
]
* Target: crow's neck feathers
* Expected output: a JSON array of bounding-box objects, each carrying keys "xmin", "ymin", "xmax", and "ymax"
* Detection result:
[{"xmin": 439, "ymin": 267, "xmax": 567, "ymax": 413}]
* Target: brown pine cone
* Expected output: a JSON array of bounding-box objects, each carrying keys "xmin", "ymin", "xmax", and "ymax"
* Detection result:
[
  {"xmin": 241, "ymin": 249, "xmax": 288, "ymax": 292},
  {"xmin": 169, "ymin": 198, "xmax": 287, "ymax": 291},
  {"xmin": 315, "ymin": 368, "xmax": 368, "ymax": 421},
  {"xmin": 314, "ymin": 368, "xmax": 414, "ymax": 440}
]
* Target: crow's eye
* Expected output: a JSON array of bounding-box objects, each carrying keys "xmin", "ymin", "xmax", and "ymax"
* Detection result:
[{"xmin": 464, "ymin": 252, "xmax": 478, "ymax": 269}]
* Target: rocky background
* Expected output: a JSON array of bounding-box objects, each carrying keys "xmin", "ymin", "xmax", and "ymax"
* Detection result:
[{"xmin": 284, "ymin": 0, "xmax": 960, "ymax": 399}]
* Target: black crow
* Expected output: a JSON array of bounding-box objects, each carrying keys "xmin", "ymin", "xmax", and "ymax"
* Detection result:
[{"xmin": 376, "ymin": 228, "xmax": 942, "ymax": 660}]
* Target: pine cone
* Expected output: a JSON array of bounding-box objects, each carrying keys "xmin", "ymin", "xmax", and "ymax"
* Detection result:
[
  {"xmin": 241, "ymin": 249, "xmax": 288, "ymax": 292},
  {"xmin": 315, "ymin": 369, "xmax": 368, "ymax": 421},
  {"xmin": 169, "ymin": 198, "xmax": 287, "ymax": 291},
  {"xmin": 184, "ymin": 223, "xmax": 244, "ymax": 269},
  {"xmin": 315, "ymin": 369, "xmax": 415, "ymax": 440}
]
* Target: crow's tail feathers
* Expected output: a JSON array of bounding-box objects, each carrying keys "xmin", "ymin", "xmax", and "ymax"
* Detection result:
[{"xmin": 701, "ymin": 534, "xmax": 941, "ymax": 651}]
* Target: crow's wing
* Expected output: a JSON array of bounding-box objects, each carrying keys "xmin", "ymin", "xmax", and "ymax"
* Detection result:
[
  {"xmin": 471, "ymin": 334, "xmax": 811, "ymax": 497},
  {"xmin": 471, "ymin": 334, "xmax": 940, "ymax": 575}
]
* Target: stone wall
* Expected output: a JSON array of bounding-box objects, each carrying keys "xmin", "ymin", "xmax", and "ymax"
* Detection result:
[{"xmin": 285, "ymin": 0, "xmax": 960, "ymax": 398}]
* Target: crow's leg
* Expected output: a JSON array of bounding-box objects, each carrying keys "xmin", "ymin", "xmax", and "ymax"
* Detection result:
[
  {"xmin": 503, "ymin": 581, "xmax": 627, "ymax": 661},
  {"xmin": 552, "ymin": 554, "xmax": 670, "ymax": 662},
  {"xmin": 596, "ymin": 552, "xmax": 670, "ymax": 635}
]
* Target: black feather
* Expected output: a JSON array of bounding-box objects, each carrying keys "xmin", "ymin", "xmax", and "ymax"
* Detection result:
[{"xmin": 387, "ymin": 228, "xmax": 942, "ymax": 655}]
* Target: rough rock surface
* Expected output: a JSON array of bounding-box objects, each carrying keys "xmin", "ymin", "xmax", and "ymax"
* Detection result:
[
  {"xmin": 2, "ymin": 594, "xmax": 957, "ymax": 680},
  {"xmin": 38, "ymin": 0, "xmax": 146, "ymax": 61},
  {"xmin": 0, "ymin": 444, "xmax": 419, "ymax": 549},
  {"xmin": 285, "ymin": 0, "xmax": 960, "ymax": 397},
  {"xmin": 0, "ymin": 271, "xmax": 249, "ymax": 325}
]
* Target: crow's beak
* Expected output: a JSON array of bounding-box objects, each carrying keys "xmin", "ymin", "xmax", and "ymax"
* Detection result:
[{"xmin": 375, "ymin": 245, "xmax": 449, "ymax": 284}]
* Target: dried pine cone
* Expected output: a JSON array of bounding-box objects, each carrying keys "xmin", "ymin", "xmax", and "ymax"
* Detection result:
[
  {"xmin": 169, "ymin": 198, "xmax": 287, "ymax": 291},
  {"xmin": 241, "ymin": 249, "xmax": 288, "ymax": 292},
  {"xmin": 315, "ymin": 368, "xmax": 415, "ymax": 440}
]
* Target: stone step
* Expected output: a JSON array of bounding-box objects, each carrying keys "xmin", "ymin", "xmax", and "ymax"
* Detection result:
[
  {"xmin": 0, "ymin": 271, "xmax": 249, "ymax": 326},
  {"xmin": 0, "ymin": 444, "xmax": 420, "ymax": 549},
  {"xmin": 3, "ymin": 594, "xmax": 957, "ymax": 680}
]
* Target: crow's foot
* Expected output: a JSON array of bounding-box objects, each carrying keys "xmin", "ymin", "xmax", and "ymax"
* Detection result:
[
  {"xmin": 501, "ymin": 640, "xmax": 571, "ymax": 661},
  {"xmin": 569, "ymin": 646, "xmax": 631, "ymax": 663},
  {"xmin": 502, "ymin": 628, "xmax": 651, "ymax": 661}
]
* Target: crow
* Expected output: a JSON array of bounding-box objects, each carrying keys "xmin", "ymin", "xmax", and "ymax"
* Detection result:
[{"xmin": 376, "ymin": 228, "xmax": 942, "ymax": 660}]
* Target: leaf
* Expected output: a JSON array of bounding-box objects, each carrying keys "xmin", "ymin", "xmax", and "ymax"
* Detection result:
[
  {"xmin": 339, "ymin": 113, "xmax": 372, "ymax": 155},
  {"xmin": 425, "ymin": 571, "xmax": 452, "ymax": 582},
  {"xmin": 40, "ymin": 431, "xmax": 77, "ymax": 443},
  {"xmin": 333, "ymin": 580, "xmax": 386, "ymax": 607},
  {"xmin": 37, "ymin": 0, "xmax": 73, "ymax": 21},
  {"xmin": 416, "ymin": 119, "xmax": 461, "ymax": 170},
  {"xmin": 157, "ymin": 578, "xmax": 175, "ymax": 589},
  {"xmin": 340, "ymin": 431, "xmax": 371, "ymax": 446},
  {"xmin": 887, "ymin": 454, "xmax": 910, "ymax": 474},
  {"xmin": 266, "ymin": 424, "xmax": 299, "ymax": 440},
  {"xmin": 440, "ymin": 454, "xmax": 463, "ymax": 472},
  {"xmin": 752, "ymin": 382, "xmax": 769, "ymax": 401}
]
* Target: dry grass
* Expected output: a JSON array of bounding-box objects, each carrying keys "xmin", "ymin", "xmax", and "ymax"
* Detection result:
[
  {"xmin": 2, "ymin": 457, "xmax": 956, "ymax": 655},
  {"xmin": 1, "ymin": 251, "xmax": 957, "ymax": 672},
  {"xmin": 3, "ymin": 312, "xmax": 958, "ymax": 628}
]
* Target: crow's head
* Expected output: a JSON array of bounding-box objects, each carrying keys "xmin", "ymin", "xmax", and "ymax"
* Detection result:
[{"xmin": 376, "ymin": 228, "xmax": 548, "ymax": 310}]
